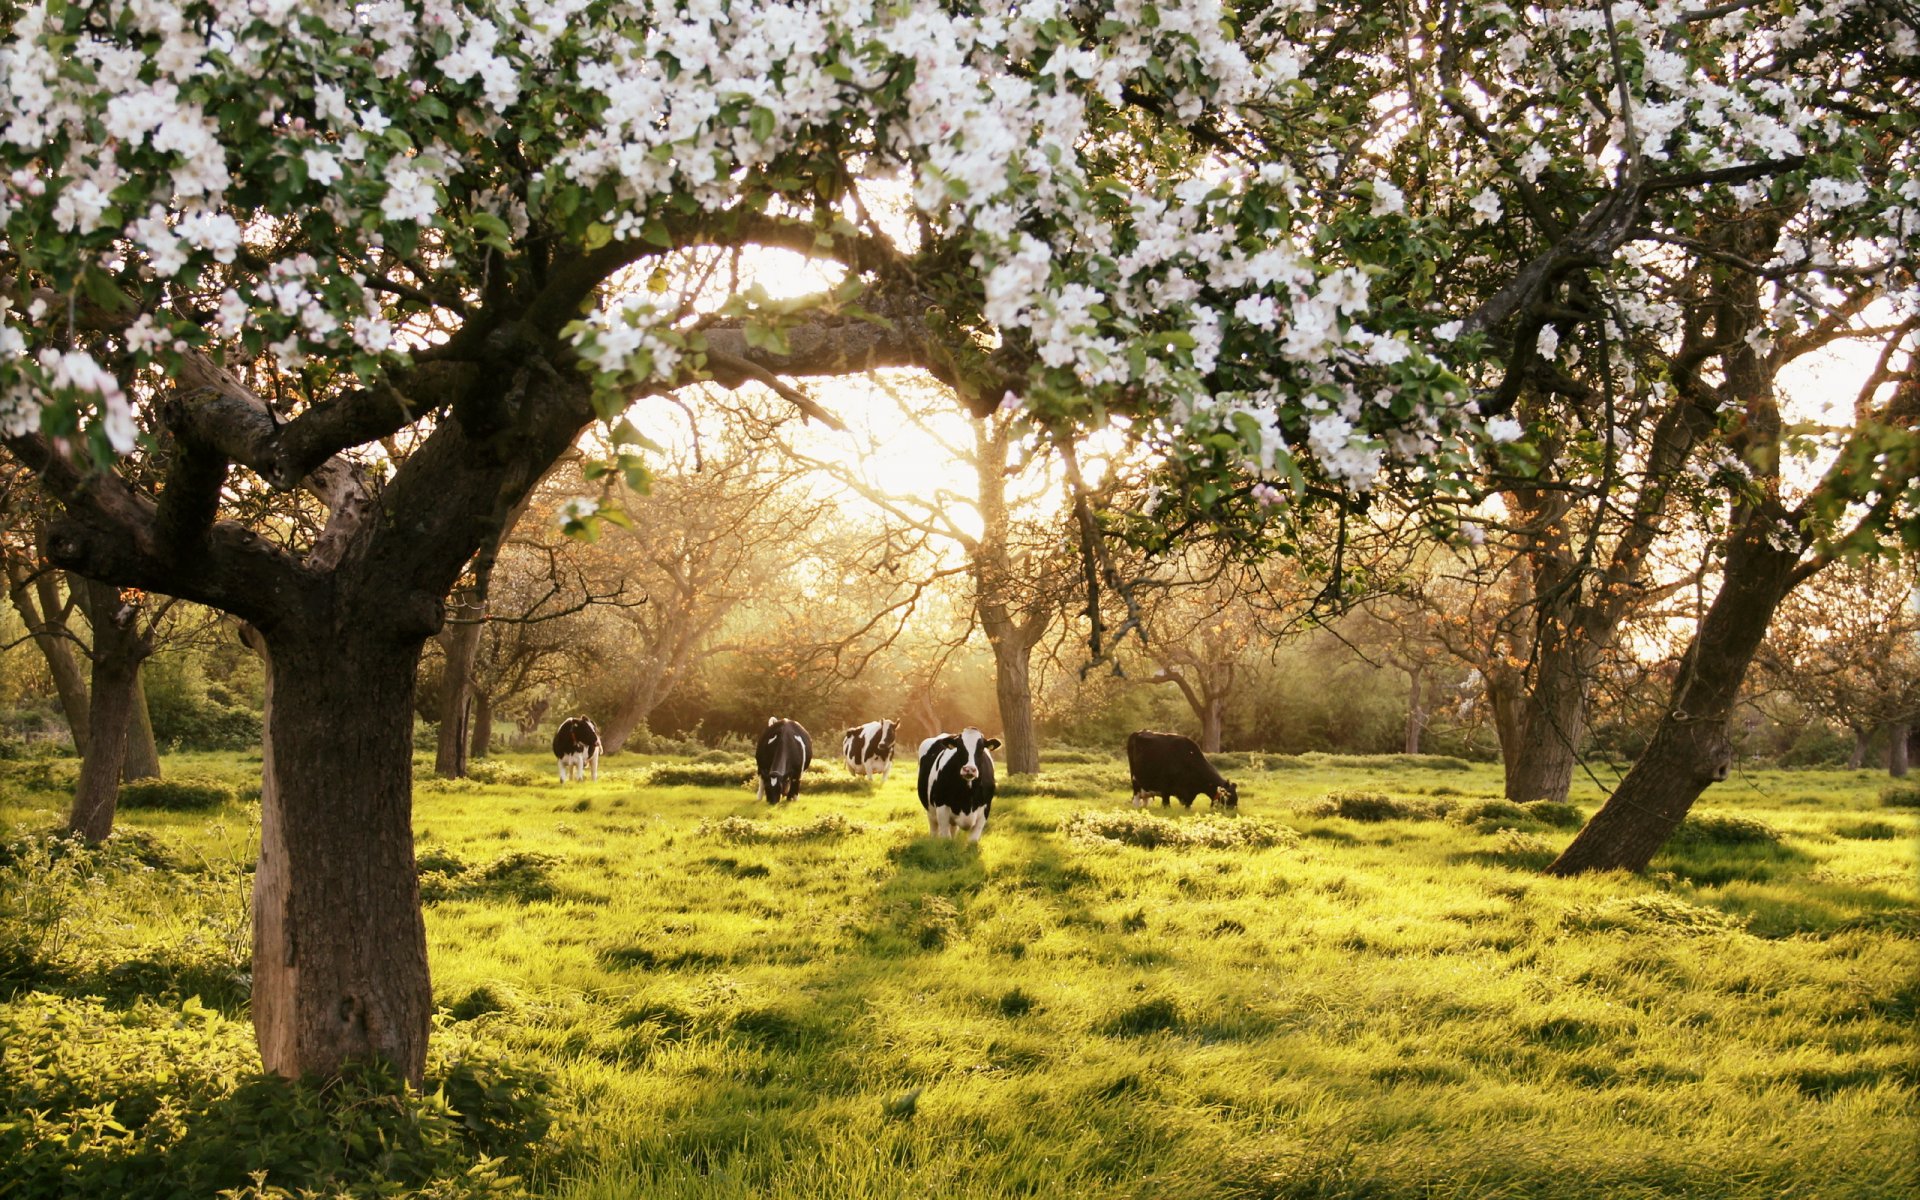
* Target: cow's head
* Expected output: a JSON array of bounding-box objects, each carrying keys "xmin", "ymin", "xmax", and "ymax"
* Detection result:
[
  {"xmin": 953, "ymin": 728, "xmax": 1000, "ymax": 781},
  {"xmin": 1215, "ymin": 780, "xmax": 1240, "ymax": 808}
]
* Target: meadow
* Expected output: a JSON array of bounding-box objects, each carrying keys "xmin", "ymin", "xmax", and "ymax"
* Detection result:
[{"xmin": 2, "ymin": 748, "xmax": 1915, "ymax": 1199}]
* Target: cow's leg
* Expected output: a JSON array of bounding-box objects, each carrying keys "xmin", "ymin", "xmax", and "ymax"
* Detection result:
[
  {"xmin": 967, "ymin": 811, "xmax": 988, "ymax": 844},
  {"xmin": 1131, "ymin": 791, "xmax": 1147, "ymax": 808},
  {"xmin": 934, "ymin": 807, "xmax": 954, "ymax": 838},
  {"xmin": 589, "ymin": 747, "xmax": 599, "ymax": 781},
  {"xmin": 556, "ymin": 758, "xmax": 566, "ymax": 784},
  {"xmin": 924, "ymin": 805, "xmax": 939, "ymax": 836},
  {"xmin": 755, "ymin": 776, "xmax": 765, "ymax": 803},
  {"xmin": 879, "ymin": 759, "xmax": 892, "ymax": 783},
  {"xmin": 1180, "ymin": 796, "xmax": 1194, "ymax": 809}
]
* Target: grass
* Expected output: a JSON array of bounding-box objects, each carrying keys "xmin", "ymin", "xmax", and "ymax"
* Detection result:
[{"xmin": 2, "ymin": 749, "xmax": 1916, "ymax": 1199}]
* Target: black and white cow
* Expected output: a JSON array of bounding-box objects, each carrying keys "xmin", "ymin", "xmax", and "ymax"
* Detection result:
[
  {"xmin": 756, "ymin": 717, "xmax": 812, "ymax": 805},
  {"xmin": 917, "ymin": 727, "xmax": 1001, "ymax": 843},
  {"xmin": 842, "ymin": 718, "xmax": 900, "ymax": 781},
  {"xmin": 552, "ymin": 716, "xmax": 601, "ymax": 784},
  {"xmin": 1126, "ymin": 730, "xmax": 1238, "ymax": 808}
]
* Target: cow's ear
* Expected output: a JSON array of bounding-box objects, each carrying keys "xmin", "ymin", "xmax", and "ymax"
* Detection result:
[
  {"xmin": 984, "ymin": 738, "xmax": 1002, "ymax": 751},
  {"xmin": 767, "ymin": 716, "xmax": 780, "ymax": 727}
]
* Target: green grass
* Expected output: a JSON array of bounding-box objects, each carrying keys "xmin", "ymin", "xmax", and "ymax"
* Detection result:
[{"xmin": 3, "ymin": 752, "xmax": 1916, "ymax": 1198}]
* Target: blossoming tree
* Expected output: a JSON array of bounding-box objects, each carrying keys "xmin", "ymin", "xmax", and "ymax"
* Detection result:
[
  {"xmin": 0, "ymin": 0, "xmax": 1472, "ymax": 1082},
  {"xmin": 4, "ymin": 0, "xmax": 1912, "ymax": 1079}
]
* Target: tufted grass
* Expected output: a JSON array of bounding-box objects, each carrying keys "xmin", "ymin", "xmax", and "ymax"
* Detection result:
[{"xmin": 1, "ymin": 750, "xmax": 1915, "ymax": 1198}]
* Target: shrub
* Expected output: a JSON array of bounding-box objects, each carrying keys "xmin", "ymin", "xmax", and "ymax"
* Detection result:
[
  {"xmin": 0, "ymin": 829, "xmax": 101, "ymax": 981},
  {"xmin": 1295, "ymin": 791, "xmax": 1445, "ymax": 822},
  {"xmin": 693, "ymin": 748, "xmax": 748, "ymax": 764},
  {"xmin": 1670, "ymin": 811, "xmax": 1781, "ymax": 846},
  {"xmin": 1563, "ymin": 894, "xmax": 1747, "ymax": 936},
  {"xmin": 698, "ymin": 813, "xmax": 866, "ymax": 843},
  {"xmin": 118, "ymin": 775, "xmax": 236, "ymax": 811},
  {"xmin": 1062, "ymin": 809, "xmax": 1298, "ymax": 850},
  {"xmin": 1880, "ymin": 783, "xmax": 1920, "ymax": 808}
]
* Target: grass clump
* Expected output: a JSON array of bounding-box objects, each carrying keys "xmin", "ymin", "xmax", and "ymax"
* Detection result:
[
  {"xmin": 1564, "ymin": 894, "xmax": 1748, "ymax": 936},
  {"xmin": 1098, "ymin": 995, "xmax": 1185, "ymax": 1037},
  {"xmin": 1297, "ymin": 790, "xmax": 1446, "ymax": 821},
  {"xmin": 463, "ymin": 759, "xmax": 541, "ymax": 787},
  {"xmin": 116, "ymin": 775, "xmax": 235, "ymax": 811},
  {"xmin": 0, "ymin": 993, "xmax": 553, "ymax": 1200},
  {"xmin": 698, "ymin": 812, "xmax": 865, "ymax": 843},
  {"xmin": 1834, "ymin": 819, "xmax": 1903, "ymax": 840},
  {"xmin": 1671, "ymin": 811, "xmax": 1781, "ymax": 846},
  {"xmin": 1879, "ymin": 782, "xmax": 1920, "ymax": 808},
  {"xmin": 1523, "ymin": 799, "xmax": 1585, "ymax": 828},
  {"xmin": 1062, "ymin": 809, "xmax": 1297, "ymax": 850},
  {"xmin": 642, "ymin": 762, "xmax": 752, "ymax": 788}
]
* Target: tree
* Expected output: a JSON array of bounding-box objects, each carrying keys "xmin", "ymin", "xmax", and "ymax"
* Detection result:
[
  {"xmin": 9, "ymin": 4, "xmax": 1488, "ymax": 1081},
  {"xmin": 1756, "ymin": 558, "xmax": 1920, "ymax": 772}
]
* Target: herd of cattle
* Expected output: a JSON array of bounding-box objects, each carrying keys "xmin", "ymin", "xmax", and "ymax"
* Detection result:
[{"xmin": 550, "ymin": 716, "xmax": 1237, "ymax": 844}]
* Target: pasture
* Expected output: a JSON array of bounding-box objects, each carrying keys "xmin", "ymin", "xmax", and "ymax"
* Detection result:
[{"xmin": 2, "ymin": 749, "xmax": 1916, "ymax": 1199}]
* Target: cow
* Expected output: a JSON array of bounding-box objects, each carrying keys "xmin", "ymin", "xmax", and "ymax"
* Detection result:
[
  {"xmin": 552, "ymin": 716, "xmax": 601, "ymax": 783},
  {"xmin": 917, "ymin": 727, "xmax": 1002, "ymax": 843},
  {"xmin": 1126, "ymin": 730, "xmax": 1238, "ymax": 809},
  {"xmin": 842, "ymin": 718, "xmax": 900, "ymax": 781},
  {"xmin": 756, "ymin": 717, "xmax": 812, "ymax": 804}
]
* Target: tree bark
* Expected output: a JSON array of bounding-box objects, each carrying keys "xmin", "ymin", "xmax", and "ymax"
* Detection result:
[
  {"xmin": 121, "ymin": 669, "xmax": 161, "ymax": 782},
  {"xmin": 1548, "ymin": 506, "xmax": 1804, "ymax": 875},
  {"xmin": 1889, "ymin": 721, "xmax": 1911, "ymax": 778},
  {"xmin": 6, "ymin": 564, "xmax": 91, "ymax": 755},
  {"xmin": 67, "ymin": 579, "xmax": 147, "ymax": 841},
  {"xmin": 250, "ymin": 626, "xmax": 432, "ymax": 1085},
  {"xmin": 470, "ymin": 689, "xmax": 494, "ymax": 760},
  {"xmin": 599, "ymin": 673, "xmax": 666, "ymax": 755},
  {"xmin": 1486, "ymin": 671, "xmax": 1526, "ymax": 795},
  {"xmin": 1199, "ymin": 694, "xmax": 1225, "ymax": 754}
]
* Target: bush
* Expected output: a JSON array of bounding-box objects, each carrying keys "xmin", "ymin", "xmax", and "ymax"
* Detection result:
[
  {"xmin": 1450, "ymin": 799, "xmax": 1533, "ymax": 829},
  {"xmin": 118, "ymin": 776, "xmax": 236, "ymax": 811},
  {"xmin": 1523, "ymin": 800, "xmax": 1585, "ymax": 828},
  {"xmin": 698, "ymin": 813, "xmax": 866, "ymax": 843},
  {"xmin": 1880, "ymin": 783, "xmax": 1920, "ymax": 808},
  {"xmin": 1295, "ymin": 791, "xmax": 1446, "ymax": 822},
  {"xmin": 1062, "ymin": 809, "xmax": 1298, "ymax": 850}
]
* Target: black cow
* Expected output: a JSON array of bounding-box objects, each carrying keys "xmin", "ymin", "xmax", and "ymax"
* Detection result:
[
  {"xmin": 1126, "ymin": 730, "xmax": 1238, "ymax": 808},
  {"xmin": 756, "ymin": 717, "xmax": 812, "ymax": 804},
  {"xmin": 917, "ymin": 728, "xmax": 1001, "ymax": 842},
  {"xmin": 552, "ymin": 716, "xmax": 601, "ymax": 784},
  {"xmin": 842, "ymin": 718, "xmax": 900, "ymax": 781}
]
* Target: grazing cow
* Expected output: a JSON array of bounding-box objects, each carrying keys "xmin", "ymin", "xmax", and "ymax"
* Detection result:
[
  {"xmin": 756, "ymin": 717, "xmax": 812, "ymax": 804},
  {"xmin": 917, "ymin": 727, "xmax": 1002, "ymax": 843},
  {"xmin": 842, "ymin": 719, "xmax": 900, "ymax": 781},
  {"xmin": 552, "ymin": 716, "xmax": 601, "ymax": 783},
  {"xmin": 1126, "ymin": 730, "xmax": 1238, "ymax": 808}
]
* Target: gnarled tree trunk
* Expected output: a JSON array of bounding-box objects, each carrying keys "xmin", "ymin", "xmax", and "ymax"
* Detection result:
[
  {"xmin": 1503, "ymin": 633, "xmax": 1592, "ymax": 804},
  {"xmin": 6, "ymin": 563, "xmax": 91, "ymax": 755},
  {"xmin": 985, "ymin": 622, "xmax": 1041, "ymax": 774},
  {"xmin": 1889, "ymin": 721, "xmax": 1911, "ymax": 778},
  {"xmin": 121, "ymin": 670, "xmax": 161, "ymax": 782},
  {"xmin": 470, "ymin": 690, "xmax": 494, "ymax": 760},
  {"xmin": 433, "ymin": 589, "xmax": 484, "ymax": 778},
  {"xmin": 1404, "ymin": 665, "xmax": 1426, "ymax": 755}
]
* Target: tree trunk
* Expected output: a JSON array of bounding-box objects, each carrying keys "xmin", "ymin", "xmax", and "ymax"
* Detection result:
[
  {"xmin": 121, "ymin": 668, "xmax": 161, "ymax": 782},
  {"xmin": 1503, "ymin": 638, "xmax": 1591, "ymax": 804},
  {"xmin": 433, "ymin": 591, "xmax": 484, "ymax": 778},
  {"xmin": 987, "ymin": 627, "xmax": 1040, "ymax": 774},
  {"xmin": 1847, "ymin": 725, "xmax": 1871, "ymax": 769},
  {"xmin": 470, "ymin": 690, "xmax": 494, "ymax": 760},
  {"xmin": 1548, "ymin": 507, "xmax": 1803, "ymax": 875},
  {"xmin": 1889, "ymin": 721, "xmax": 1911, "ymax": 778},
  {"xmin": 6, "ymin": 564, "xmax": 91, "ymax": 755},
  {"xmin": 1486, "ymin": 671, "xmax": 1526, "ymax": 795},
  {"xmin": 1404, "ymin": 666, "xmax": 1425, "ymax": 755},
  {"xmin": 67, "ymin": 579, "xmax": 146, "ymax": 841},
  {"xmin": 599, "ymin": 673, "xmax": 665, "ymax": 755},
  {"xmin": 251, "ymin": 627, "xmax": 432, "ymax": 1085},
  {"xmin": 1199, "ymin": 694, "xmax": 1225, "ymax": 754}
]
